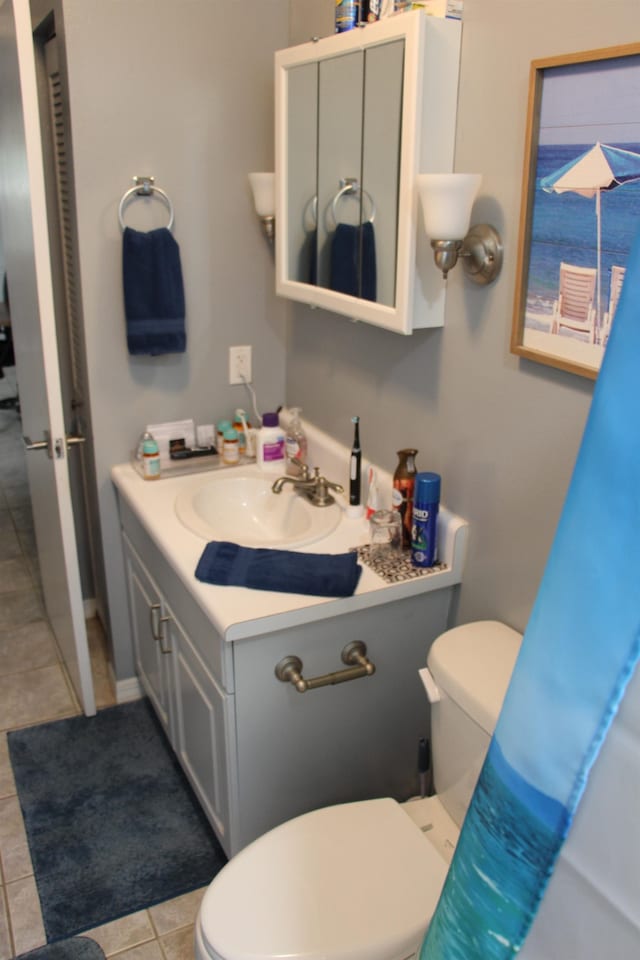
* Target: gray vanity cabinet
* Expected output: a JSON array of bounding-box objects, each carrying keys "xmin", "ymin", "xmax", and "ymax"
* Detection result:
[
  {"xmin": 118, "ymin": 498, "xmax": 456, "ymax": 858},
  {"xmin": 231, "ymin": 589, "xmax": 452, "ymax": 851}
]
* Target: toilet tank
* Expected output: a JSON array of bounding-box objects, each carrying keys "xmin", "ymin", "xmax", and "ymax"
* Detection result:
[{"xmin": 425, "ymin": 621, "xmax": 522, "ymax": 828}]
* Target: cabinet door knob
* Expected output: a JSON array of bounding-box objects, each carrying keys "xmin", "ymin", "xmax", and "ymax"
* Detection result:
[{"xmin": 275, "ymin": 640, "xmax": 375, "ymax": 693}]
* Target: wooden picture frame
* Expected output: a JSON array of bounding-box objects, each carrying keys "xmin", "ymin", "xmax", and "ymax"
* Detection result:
[{"xmin": 511, "ymin": 44, "xmax": 640, "ymax": 379}]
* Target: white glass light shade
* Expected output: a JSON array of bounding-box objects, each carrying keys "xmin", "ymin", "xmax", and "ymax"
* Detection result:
[
  {"xmin": 248, "ymin": 173, "xmax": 275, "ymax": 217},
  {"xmin": 417, "ymin": 173, "xmax": 482, "ymax": 240}
]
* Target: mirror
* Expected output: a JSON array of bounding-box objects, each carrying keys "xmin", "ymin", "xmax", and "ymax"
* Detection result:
[
  {"xmin": 287, "ymin": 42, "xmax": 403, "ymax": 307},
  {"xmin": 276, "ymin": 12, "xmax": 462, "ymax": 334}
]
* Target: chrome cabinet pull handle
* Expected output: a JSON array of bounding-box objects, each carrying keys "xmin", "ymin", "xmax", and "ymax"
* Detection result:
[
  {"xmin": 149, "ymin": 603, "xmax": 172, "ymax": 654},
  {"xmin": 158, "ymin": 616, "xmax": 172, "ymax": 655},
  {"xmin": 149, "ymin": 603, "xmax": 162, "ymax": 641},
  {"xmin": 275, "ymin": 641, "xmax": 375, "ymax": 693}
]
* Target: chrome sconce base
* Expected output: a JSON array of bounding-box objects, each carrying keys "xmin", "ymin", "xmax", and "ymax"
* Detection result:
[
  {"xmin": 431, "ymin": 224, "xmax": 503, "ymax": 285},
  {"xmin": 260, "ymin": 215, "xmax": 275, "ymax": 245},
  {"xmin": 248, "ymin": 173, "xmax": 276, "ymax": 246}
]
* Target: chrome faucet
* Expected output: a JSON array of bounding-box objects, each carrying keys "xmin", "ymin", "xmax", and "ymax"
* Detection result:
[{"xmin": 272, "ymin": 463, "xmax": 344, "ymax": 507}]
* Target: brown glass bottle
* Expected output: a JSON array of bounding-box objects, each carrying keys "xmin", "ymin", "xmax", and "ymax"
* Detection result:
[{"xmin": 392, "ymin": 449, "xmax": 418, "ymax": 550}]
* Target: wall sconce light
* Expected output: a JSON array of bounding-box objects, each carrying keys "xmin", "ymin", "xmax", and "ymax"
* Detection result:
[
  {"xmin": 417, "ymin": 174, "xmax": 503, "ymax": 285},
  {"xmin": 248, "ymin": 172, "xmax": 275, "ymax": 245}
]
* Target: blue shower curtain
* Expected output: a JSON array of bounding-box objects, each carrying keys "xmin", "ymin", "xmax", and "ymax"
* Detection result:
[{"xmin": 421, "ymin": 230, "xmax": 640, "ymax": 958}]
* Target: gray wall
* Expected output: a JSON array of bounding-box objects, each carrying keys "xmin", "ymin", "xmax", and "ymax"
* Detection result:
[
  {"xmin": 286, "ymin": 5, "xmax": 640, "ymax": 951},
  {"xmin": 287, "ymin": 0, "xmax": 640, "ymax": 636},
  {"xmin": 56, "ymin": 0, "xmax": 289, "ymax": 679}
]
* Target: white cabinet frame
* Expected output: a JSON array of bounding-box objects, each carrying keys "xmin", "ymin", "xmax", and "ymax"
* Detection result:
[{"xmin": 275, "ymin": 11, "xmax": 461, "ymax": 334}]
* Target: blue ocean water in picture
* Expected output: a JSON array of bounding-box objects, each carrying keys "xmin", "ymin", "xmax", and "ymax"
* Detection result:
[
  {"xmin": 527, "ymin": 142, "xmax": 640, "ymax": 319},
  {"xmin": 421, "ymin": 740, "xmax": 567, "ymax": 959}
]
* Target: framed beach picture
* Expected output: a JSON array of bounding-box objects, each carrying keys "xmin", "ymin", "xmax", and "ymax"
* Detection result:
[{"xmin": 511, "ymin": 44, "xmax": 640, "ymax": 379}]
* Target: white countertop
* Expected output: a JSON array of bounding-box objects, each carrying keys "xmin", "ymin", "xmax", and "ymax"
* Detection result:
[{"xmin": 111, "ymin": 429, "xmax": 468, "ymax": 642}]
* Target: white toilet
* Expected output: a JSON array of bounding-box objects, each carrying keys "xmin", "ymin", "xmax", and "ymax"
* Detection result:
[{"xmin": 195, "ymin": 620, "xmax": 522, "ymax": 960}]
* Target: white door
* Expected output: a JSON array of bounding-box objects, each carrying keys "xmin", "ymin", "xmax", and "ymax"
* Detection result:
[{"xmin": 0, "ymin": 0, "xmax": 95, "ymax": 715}]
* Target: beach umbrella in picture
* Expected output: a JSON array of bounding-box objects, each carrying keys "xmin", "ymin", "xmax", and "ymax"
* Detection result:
[{"xmin": 540, "ymin": 141, "xmax": 640, "ymax": 337}]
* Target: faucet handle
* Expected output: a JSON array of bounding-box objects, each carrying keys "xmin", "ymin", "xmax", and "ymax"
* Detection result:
[
  {"xmin": 292, "ymin": 458, "xmax": 311, "ymax": 481},
  {"xmin": 311, "ymin": 473, "xmax": 344, "ymax": 506}
]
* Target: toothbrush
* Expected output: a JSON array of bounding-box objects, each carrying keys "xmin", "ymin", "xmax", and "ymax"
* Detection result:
[
  {"xmin": 365, "ymin": 466, "xmax": 379, "ymax": 519},
  {"xmin": 235, "ymin": 408, "xmax": 253, "ymax": 457},
  {"xmin": 350, "ymin": 416, "xmax": 361, "ymax": 507}
]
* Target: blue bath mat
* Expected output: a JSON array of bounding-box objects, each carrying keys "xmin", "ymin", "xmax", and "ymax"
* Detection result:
[
  {"xmin": 17, "ymin": 936, "xmax": 105, "ymax": 960},
  {"xmin": 8, "ymin": 699, "xmax": 226, "ymax": 942}
]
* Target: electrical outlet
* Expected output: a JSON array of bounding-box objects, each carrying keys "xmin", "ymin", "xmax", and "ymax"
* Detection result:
[{"xmin": 229, "ymin": 345, "xmax": 252, "ymax": 385}]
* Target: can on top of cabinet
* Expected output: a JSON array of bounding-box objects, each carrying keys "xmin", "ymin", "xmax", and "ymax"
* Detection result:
[{"xmin": 335, "ymin": 0, "xmax": 358, "ymax": 32}]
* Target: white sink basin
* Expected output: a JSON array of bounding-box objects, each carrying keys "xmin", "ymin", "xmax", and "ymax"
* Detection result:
[{"xmin": 175, "ymin": 469, "xmax": 342, "ymax": 548}]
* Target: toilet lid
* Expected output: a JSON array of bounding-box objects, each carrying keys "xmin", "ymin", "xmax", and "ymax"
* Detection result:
[{"xmin": 199, "ymin": 798, "xmax": 449, "ymax": 960}]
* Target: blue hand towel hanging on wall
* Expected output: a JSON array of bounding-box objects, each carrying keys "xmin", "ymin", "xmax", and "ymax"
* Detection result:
[
  {"xmin": 330, "ymin": 221, "xmax": 377, "ymax": 301},
  {"xmin": 122, "ymin": 226, "xmax": 186, "ymax": 356}
]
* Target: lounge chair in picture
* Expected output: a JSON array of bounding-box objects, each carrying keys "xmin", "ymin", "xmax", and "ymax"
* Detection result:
[
  {"xmin": 601, "ymin": 265, "xmax": 626, "ymax": 347},
  {"xmin": 550, "ymin": 262, "xmax": 597, "ymax": 343}
]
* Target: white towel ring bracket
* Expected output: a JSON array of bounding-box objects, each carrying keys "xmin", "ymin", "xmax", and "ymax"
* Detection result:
[{"xmin": 118, "ymin": 176, "xmax": 174, "ymax": 232}]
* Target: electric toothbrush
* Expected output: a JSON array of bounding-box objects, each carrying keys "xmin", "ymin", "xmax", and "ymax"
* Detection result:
[{"xmin": 350, "ymin": 415, "xmax": 361, "ymax": 507}]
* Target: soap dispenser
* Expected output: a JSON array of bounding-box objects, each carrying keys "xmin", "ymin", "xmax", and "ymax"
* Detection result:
[{"xmin": 285, "ymin": 407, "xmax": 308, "ymax": 476}]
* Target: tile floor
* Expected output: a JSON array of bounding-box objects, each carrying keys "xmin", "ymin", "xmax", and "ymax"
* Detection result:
[{"xmin": 0, "ymin": 365, "xmax": 205, "ymax": 959}]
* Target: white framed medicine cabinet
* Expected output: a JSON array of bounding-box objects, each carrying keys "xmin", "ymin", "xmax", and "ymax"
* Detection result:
[{"xmin": 275, "ymin": 11, "xmax": 461, "ymax": 336}]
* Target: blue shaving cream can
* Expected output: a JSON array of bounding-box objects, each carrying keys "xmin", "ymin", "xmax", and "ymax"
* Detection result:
[
  {"xmin": 411, "ymin": 472, "xmax": 440, "ymax": 568},
  {"xmin": 335, "ymin": 0, "xmax": 358, "ymax": 32}
]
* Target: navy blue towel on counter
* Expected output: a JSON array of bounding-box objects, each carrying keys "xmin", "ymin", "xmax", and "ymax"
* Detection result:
[
  {"xmin": 123, "ymin": 226, "xmax": 186, "ymax": 356},
  {"xmin": 195, "ymin": 541, "xmax": 363, "ymax": 598},
  {"xmin": 330, "ymin": 221, "xmax": 377, "ymax": 302}
]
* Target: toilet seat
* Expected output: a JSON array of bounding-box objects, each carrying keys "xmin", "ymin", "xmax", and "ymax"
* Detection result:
[{"xmin": 197, "ymin": 798, "xmax": 449, "ymax": 960}]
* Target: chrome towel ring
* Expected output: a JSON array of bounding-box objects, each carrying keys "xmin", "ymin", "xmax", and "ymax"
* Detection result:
[
  {"xmin": 118, "ymin": 176, "xmax": 175, "ymax": 232},
  {"xmin": 330, "ymin": 177, "xmax": 376, "ymax": 226}
]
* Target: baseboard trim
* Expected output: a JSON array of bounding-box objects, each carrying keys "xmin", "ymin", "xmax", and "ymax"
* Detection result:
[
  {"xmin": 114, "ymin": 675, "xmax": 143, "ymax": 703},
  {"xmin": 83, "ymin": 597, "xmax": 97, "ymax": 619}
]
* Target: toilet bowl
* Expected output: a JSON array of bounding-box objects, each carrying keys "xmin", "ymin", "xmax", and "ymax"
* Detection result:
[{"xmin": 195, "ymin": 621, "xmax": 522, "ymax": 960}]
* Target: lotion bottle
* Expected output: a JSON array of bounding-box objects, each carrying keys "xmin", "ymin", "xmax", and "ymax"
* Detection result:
[{"xmin": 257, "ymin": 412, "xmax": 286, "ymax": 473}]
